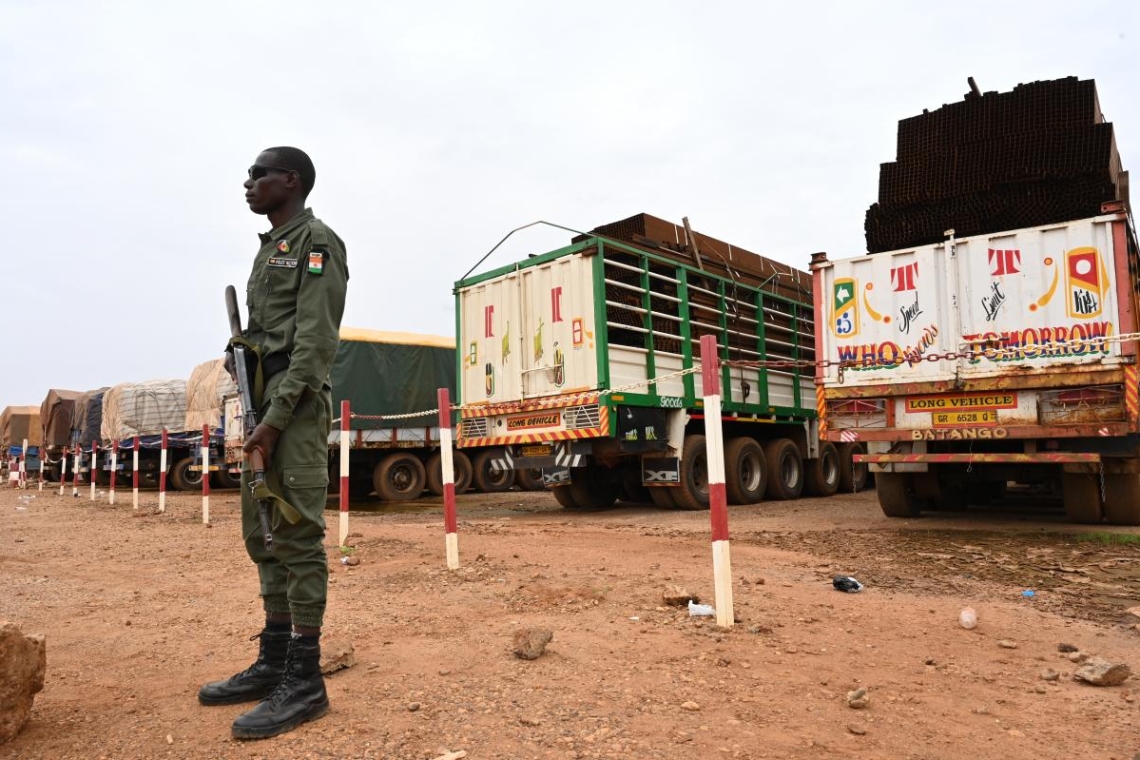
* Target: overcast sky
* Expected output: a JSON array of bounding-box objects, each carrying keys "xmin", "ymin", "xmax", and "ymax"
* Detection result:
[{"xmin": 2, "ymin": 0, "xmax": 1137, "ymax": 407}]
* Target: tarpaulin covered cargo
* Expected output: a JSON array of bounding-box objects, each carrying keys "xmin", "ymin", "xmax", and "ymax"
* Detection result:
[
  {"xmin": 101, "ymin": 380, "xmax": 189, "ymax": 442},
  {"xmin": 72, "ymin": 388, "xmax": 109, "ymax": 447},
  {"xmin": 39, "ymin": 389, "xmax": 81, "ymax": 447},
  {"xmin": 185, "ymin": 359, "xmax": 237, "ymax": 432},
  {"xmin": 0, "ymin": 406, "xmax": 41, "ymax": 448},
  {"xmin": 332, "ymin": 328, "xmax": 455, "ymax": 430}
]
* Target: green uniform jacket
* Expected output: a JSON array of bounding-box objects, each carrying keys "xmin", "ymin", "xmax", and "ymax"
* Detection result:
[{"xmin": 246, "ymin": 208, "xmax": 349, "ymax": 430}]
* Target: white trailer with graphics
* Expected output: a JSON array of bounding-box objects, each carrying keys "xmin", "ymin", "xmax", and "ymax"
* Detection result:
[{"xmin": 813, "ymin": 202, "xmax": 1140, "ymax": 524}]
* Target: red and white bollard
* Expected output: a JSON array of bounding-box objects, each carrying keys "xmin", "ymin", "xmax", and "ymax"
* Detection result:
[
  {"xmin": 438, "ymin": 388, "xmax": 460, "ymax": 570},
  {"xmin": 109, "ymin": 441, "xmax": 118, "ymax": 505},
  {"xmin": 201, "ymin": 424, "xmax": 210, "ymax": 524},
  {"xmin": 19, "ymin": 438, "xmax": 28, "ymax": 489},
  {"xmin": 89, "ymin": 440, "xmax": 99, "ymax": 501},
  {"xmin": 59, "ymin": 447, "xmax": 68, "ymax": 497},
  {"xmin": 38, "ymin": 442, "xmax": 45, "ymax": 491},
  {"xmin": 338, "ymin": 400, "xmax": 350, "ymax": 547},
  {"xmin": 158, "ymin": 428, "xmax": 168, "ymax": 513},
  {"xmin": 132, "ymin": 436, "xmax": 140, "ymax": 510},
  {"xmin": 72, "ymin": 445, "xmax": 81, "ymax": 498},
  {"xmin": 699, "ymin": 334, "xmax": 734, "ymax": 628}
]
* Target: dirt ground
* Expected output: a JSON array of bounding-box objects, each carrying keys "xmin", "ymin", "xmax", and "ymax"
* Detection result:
[{"xmin": 2, "ymin": 482, "xmax": 1140, "ymax": 760}]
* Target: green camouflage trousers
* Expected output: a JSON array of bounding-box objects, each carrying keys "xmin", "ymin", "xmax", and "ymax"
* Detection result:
[{"xmin": 242, "ymin": 374, "xmax": 332, "ymax": 629}]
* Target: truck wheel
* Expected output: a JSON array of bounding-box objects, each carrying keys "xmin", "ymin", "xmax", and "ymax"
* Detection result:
[
  {"xmin": 618, "ymin": 466, "xmax": 651, "ymax": 504},
  {"xmin": 373, "ymin": 453, "xmax": 427, "ymax": 501},
  {"xmin": 213, "ymin": 468, "xmax": 242, "ymax": 489},
  {"xmin": 805, "ymin": 442, "xmax": 840, "ymax": 498},
  {"xmin": 876, "ymin": 472, "xmax": 920, "ymax": 517},
  {"xmin": 837, "ymin": 442, "xmax": 868, "ymax": 492},
  {"xmin": 1062, "ymin": 472, "xmax": 1104, "ymax": 524},
  {"xmin": 426, "ymin": 451, "xmax": 474, "ymax": 496},
  {"xmin": 648, "ymin": 487, "xmax": 678, "ymax": 508},
  {"xmin": 567, "ymin": 466, "xmax": 620, "ymax": 509},
  {"xmin": 551, "ymin": 486, "xmax": 581, "ymax": 509},
  {"xmin": 725, "ymin": 437, "xmax": 766, "ymax": 505},
  {"xmin": 169, "ymin": 457, "xmax": 202, "ymax": 491},
  {"xmin": 471, "ymin": 449, "xmax": 512, "ymax": 493},
  {"xmin": 763, "ymin": 438, "xmax": 804, "ymax": 501},
  {"xmin": 673, "ymin": 435, "xmax": 710, "ymax": 510},
  {"xmin": 515, "ymin": 467, "xmax": 545, "ymax": 491},
  {"xmin": 1102, "ymin": 473, "xmax": 1140, "ymax": 526}
]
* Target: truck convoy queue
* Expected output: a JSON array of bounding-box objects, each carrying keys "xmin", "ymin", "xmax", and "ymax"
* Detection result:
[{"xmin": 3, "ymin": 76, "xmax": 1137, "ymax": 525}]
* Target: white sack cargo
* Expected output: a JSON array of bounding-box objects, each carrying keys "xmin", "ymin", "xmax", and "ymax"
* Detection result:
[
  {"xmin": 100, "ymin": 380, "xmax": 189, "ymax": 442},
  {"xmin": 184, "ymin": 359, "xmax": 237, "ymax": 432}
]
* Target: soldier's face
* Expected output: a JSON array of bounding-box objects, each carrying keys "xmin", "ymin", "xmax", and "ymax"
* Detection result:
[{"xmin": 244, "ymin": 151, "xmax": 296, "ymax": 215}]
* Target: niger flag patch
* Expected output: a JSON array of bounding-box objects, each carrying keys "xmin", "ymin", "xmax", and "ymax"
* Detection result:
[{"xmin": 308, "ymin": 250, "xmax": 324, "ymax": 275}]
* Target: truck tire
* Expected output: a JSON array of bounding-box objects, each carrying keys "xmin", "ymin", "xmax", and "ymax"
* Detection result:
[
  {"xmin": 804, "ymin": 442, "xmax": 840, "ymax": 498},
  {"xmin": 515, "ymin": 467, "xmax": 545, "ymax": 491},
  {"xmin": 213, "ymin": 468, "xmax": 242, "ymax": 490},
  {"xmin": 837, "ymin": 442, "xmax": 868, "ymax": 493},
  {"xmin": 169, "ymin": 457, "xmax": 202, "ymax": 491},
  {"xmin": 373, "ymin": 453, "xmax": 427, "ymax": 501},
  {"xmin": 648, "ymin": 487, "xmax": 678, "ymax": 508},
  {"xmin": 551, "ymin": 486, "xmax": 581, "ymax": 509},
  {"xmin": 618, "ymin": 466, "xmax": 651, "ymax": 504},
  {"xmin": 1062, "ymin": 472, "xmax": 1104, "ymax": 524},
  {"xmin": 567, "ymin": 465, "xmax": 620, "ymax": 509},
  {"xmin": 673, "ymin": 434, "xmax": 710, "ymax": 510},
  {"xmin": 725, "ymin": 437, "xmax": 766, "ymax": 505},
  {"xmin": 1103, "ymin": 473, "xmax": 1140, "ymax": 526},
  {"xmin": 425, "ymin": 450, "xmax": 474, "ymax": 496},
  {"xmin": 471, "ymin": 449, "xmax": 513, "ymax": 493},
  {"xmin": 876, "ymin": 472, "xmax": 920, "ymax": 517},
  {"xmin": 763, "ymin": 438, "xmax": 804, "ymax": 501}
]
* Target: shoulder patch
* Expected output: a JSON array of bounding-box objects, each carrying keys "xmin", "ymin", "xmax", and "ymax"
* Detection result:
[
  {"xmin": 268, "ymin": 257, "xmax": 298, "ymax": 269},
  {"xmin": 307, "ymin": 250, "xmax": 325, "ymax": 275},
  {"xmin": 276, "ymin": 239, "xmax": 291, "ymax": 253}
]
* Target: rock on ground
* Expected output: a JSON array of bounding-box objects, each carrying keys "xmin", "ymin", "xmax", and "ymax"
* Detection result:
[
  {"xmin": 0, "ymin": 621, "xmax": 46, "ymax": 744},
  {"xmin": 1073, "ymin": 657, "xmax": 1132, "ymax": 687},
  {"xmin": 319, "ymin": 637, "xmax": 356, "ymax": 675},
  {"xmin": 662, "ymin": 585, "xmax": 698, "ymax": 607},
  {"xmin": 847, "ymin": 687, "xmax": 869, "ymax": 709},
  {"xmin": 513, "ymin": 628, "xmax": 554, "ymax": 660}
]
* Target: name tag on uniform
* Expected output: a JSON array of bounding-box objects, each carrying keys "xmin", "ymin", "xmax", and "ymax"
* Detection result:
[{"xmin": 268, "ymin": 257, "xmax": 298, "ymax": 269}]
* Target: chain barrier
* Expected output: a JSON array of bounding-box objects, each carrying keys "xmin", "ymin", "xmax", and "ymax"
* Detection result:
[
  {"xmin": 723, "ymin": 330, "xmax": 1140, "ymax": 373},
  {"xmin": 331, "ymin": 366, "xmax": 705, "ymax": 424}
]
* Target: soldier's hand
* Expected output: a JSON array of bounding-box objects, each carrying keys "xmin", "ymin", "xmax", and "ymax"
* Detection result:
[
  {"xmin": 223, "ymin": 352, "xmax": 238, "ymax": 383},
  {"xmin": 243, "ymin": 423, "xmax": 281, "ymax": 467}
]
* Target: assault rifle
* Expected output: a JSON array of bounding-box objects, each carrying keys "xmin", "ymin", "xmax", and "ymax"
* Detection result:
[{"xmin": 225, "ymin": 285, "xmax": 274, "ymax": 549}]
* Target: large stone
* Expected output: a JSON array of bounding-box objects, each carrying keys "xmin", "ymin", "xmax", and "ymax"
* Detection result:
[
  {"xmin": 319, "ymin": 637, "xmax": 356, "ymax": 675},
  {"xmin": 512, "ymin": 628, "xmax": 553, "ymax": 660},
  {"xmin": 0, "ymin": 621, "xmax": 46, "ymax": 744},
  {"xmin": 1073, "ymin": 657, "xmax": 1131, "ymax": 687}
]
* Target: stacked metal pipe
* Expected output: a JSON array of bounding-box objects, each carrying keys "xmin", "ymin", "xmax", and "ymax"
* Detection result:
[{"xmin": 866, "ymin": 77, "xmax": 1127, "ymax": 253}]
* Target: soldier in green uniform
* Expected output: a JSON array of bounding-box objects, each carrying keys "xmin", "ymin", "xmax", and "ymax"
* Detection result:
[{"xmin": 198, "ymin": 147, "xmax": 348, "ymax": 740}]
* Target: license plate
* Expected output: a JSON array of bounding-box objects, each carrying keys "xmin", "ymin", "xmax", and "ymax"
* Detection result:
[{"xmin": 521, "ymin": 445, "xmax": 553, "ymax": 457}]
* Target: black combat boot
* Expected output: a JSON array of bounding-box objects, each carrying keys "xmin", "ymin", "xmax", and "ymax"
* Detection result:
[
  {"xmin": 198, "ymin": 630, "xmax": 291, "ymax": 706},
  {"xmin": 231, "ymin": 634, "xmax": 329, "ymax": 739}
]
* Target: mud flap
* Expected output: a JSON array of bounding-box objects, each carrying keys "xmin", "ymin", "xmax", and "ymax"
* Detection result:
[
  {"xmin": 542, "ymin": 466, "xmax": 571, "ymax": 486},
  {"xmin": 641, "ymin": 457, "xmax": 680, "ymax": 485}
]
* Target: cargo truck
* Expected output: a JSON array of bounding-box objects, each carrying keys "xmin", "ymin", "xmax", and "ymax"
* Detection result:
[
  {"xmin": 219, "ymin": 328, "xmax": 513, "ymax": 500},
  {"xmin": 454, "ymin": 216, "xmax": 862, "ymax": 509},
  {"xmin": 812, "ymin": 203, "xmax": 1140, "ymax": 525},
  {"xmin": 38, "ymin": 389, "xmax": 80, "ymax": 482}
]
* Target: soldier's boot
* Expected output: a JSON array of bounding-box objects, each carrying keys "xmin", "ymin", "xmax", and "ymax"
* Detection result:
[
  {"xmin": 231, "ymin": 635, "xmax": 329, "ymax": 740},
  {"xmin": 197, "ymin": 630, "xmax": 291, "ymax": 706}
]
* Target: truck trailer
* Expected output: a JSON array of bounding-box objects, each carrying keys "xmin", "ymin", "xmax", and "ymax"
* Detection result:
[
  {"xmin": 454, "ymin": 216, "xmax": 862, "ymax": 509},
  {"xmin": 813, "ymin": 204, "xmax": 1140, "ymax": 524},
  {"xmin": 221, "ymin": 328, "xmax": 502, "ymax": 499}
]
